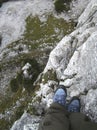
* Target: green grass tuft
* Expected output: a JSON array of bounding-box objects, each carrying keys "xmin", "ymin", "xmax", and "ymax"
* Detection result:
[{"xmin": 42, "ymin": 69, "xmax": 58, "ymax": 84}]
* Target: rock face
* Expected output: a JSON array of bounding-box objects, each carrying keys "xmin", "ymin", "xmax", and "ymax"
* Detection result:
[
  {"xmin": 10, "ymin": 112, "xmax": 40, "ymax": 130},
  {"xmin": 36, "ymin": 0, "xmax": 97, "ymax": 122}
]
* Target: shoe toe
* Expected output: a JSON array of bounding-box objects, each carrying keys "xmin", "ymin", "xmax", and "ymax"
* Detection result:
[
  {"xmin": 53, "ymin": 88, "xmax": 67, "ymax": 106},
  {"xmin": 67, "ymin": 98, "xmax": 80, "ymax": 112}
]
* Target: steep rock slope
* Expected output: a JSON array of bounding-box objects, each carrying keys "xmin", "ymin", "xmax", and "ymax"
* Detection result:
[{"xmin": 36, "ymin": 0, "xmax": 97, "ymax": 122}]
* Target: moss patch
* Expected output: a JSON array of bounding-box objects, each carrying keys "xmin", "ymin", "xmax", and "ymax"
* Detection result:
[
  {"xmin": 1, "ymin": 14, "xmax": 75, "ymax": 73},
  {"xmin": 54, "ymin": 0, "xmax": 72, "ymax": 13},
  {"xmin": 0, "ymin": 84, "xmax": 37, "ymax": 130},
  {"xmin": 0, "ymin": 55, "xmax": 42, "ymax": 129},
  {"xmin": 9, "ymin": 58, "xmax": 41, "ymax": 93},
  {"xmin": 0, "ymin": 119, "xmax": 11, "ymax": 130},
  {"xmin": 23, "ymin": 15, "xmax": 75, "ymax": 50}
]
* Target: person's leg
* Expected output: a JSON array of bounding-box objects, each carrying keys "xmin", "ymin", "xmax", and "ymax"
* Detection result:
[
  {"xmin": 38, "ymin": 85, "xmax": 70, "ymax": 130},
  {"xmin": 70, "ymin": 112, "xmax": 97, "ymax": 130},
  {"xmin": 67, "ymin": 97, "xmax": 97, "ymax": 130}
]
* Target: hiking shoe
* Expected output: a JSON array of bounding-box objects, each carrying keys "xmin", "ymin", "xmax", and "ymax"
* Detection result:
[
  {"xmin": 53, "ymin": 85, "xmax": 67, "ymax": 106},
  {"xmin": 67, "ymin": 97, "xmax": 80, "ymax": 112}
]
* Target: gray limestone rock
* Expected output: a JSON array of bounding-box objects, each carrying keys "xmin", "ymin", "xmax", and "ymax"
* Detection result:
[
  {"xmin": 10, "ymin": 112, "xmax": 40, "ymax": 130},
  {"xmin": 83, "ymin": 89, "xmax": 97, "ymax": 122},
  {"xmin": 5, "ymin": 0, "xmax": 97, "ymax": 129},
  {"xmin": 38, "ymin": 0, "xmax": 97, "ymax": 122}
]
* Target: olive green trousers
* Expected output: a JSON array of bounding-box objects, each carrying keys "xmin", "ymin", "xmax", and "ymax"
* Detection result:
[{"xmin": 38, "ymin": 103, "xmax": 97, "ymax": 130}]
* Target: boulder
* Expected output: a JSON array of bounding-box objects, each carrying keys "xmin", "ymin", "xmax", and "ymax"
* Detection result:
[{"xmin": 11, "ymin": 112, "xmax": 40, "ymax": 130}]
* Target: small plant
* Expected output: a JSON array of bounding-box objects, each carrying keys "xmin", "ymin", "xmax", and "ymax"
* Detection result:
[
  {"xmin": 14, "ymin": 105, "xmax": 25, "ymax": 120},
  {"xmin": 54, "ymin": 0, "xmax": 71, "ymax": 13},
  {"xmin": 10, "ymin": 58, "xmax": 41, "ymax": 93},
  {"xmin": 42, "ymin": 69, "xmax": 58, "ymax": 84},
  {"xmin": 10, "ymin": 78, "xmax": 19, "ymax": 92},
  {"xmin": 0, "ymin": 119, "xmax": 10, "ymax": 130}
]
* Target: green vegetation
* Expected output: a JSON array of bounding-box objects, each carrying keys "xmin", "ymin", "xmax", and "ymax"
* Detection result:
[
  {"xmin": 0, "ymin": 80, "xmax": 37, "ymax": 130},
  {"xmin": 23, "ymin": 15, "xmax": 75, "ymax": 50},
  {"xmin": 9, "ymin": 58, "xmax": 41, "ymax": 93},
  {"xmin": 10, "ymin": 78, "xmax": 19, "ymax": 92},
  {"xmin": 0, "ymin": 64, "xmax": 2, "ymax": 72},
  {"xmin": 0, "ymin": 91, "xmax": 32, "ymax": 130},
  {"xmin": 54, "ymin": 0, "xmax": 72, "ymax": 13},
  {"xmin": 0, "ymin": 119, "xmax": 11, "ymax": 130},
  {"xmin": 42, "ymin": 69, "xmax": 58, "ymax": 84},
  {"xmin": 2, "ymin": 14, "xmax": 75, "ymax": 61},
  {"xmin": 0, "ymin": 56, "xmax": 42, "ymax": 130},
  {"xmin": 0, "ymin": 13, "xmax": 75, "ymax": 130}
]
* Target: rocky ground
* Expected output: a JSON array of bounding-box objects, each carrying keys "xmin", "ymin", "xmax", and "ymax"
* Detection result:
[
  {"xmin": 0, "ymin": 0, "xmax": 97, "ymax": 130},
  {"xmin": 36, "ymin": 0, "xmax": 97, "ymax": 122},
  {"xmin": 0, "ymin": 0, "xmax": 75, "ymax": 130}
]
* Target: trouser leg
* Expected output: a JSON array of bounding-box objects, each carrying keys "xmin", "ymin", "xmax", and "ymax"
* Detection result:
[
  {"xmin": 38, "ymin": 102, "xmax": 70, "ymax": 130},
  {"xmin": 69, "ymin": 113, "xmax": 97, "ymax": 130}
]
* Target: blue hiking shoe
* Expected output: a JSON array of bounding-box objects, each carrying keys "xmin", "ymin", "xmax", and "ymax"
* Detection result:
[
  {"xmin": 53, "ymin": 85, "xmax": 67, "ymax": 106},
  {"xmin": 67, "ymin": 97, "xmax": 80, "ymax": 112}
]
